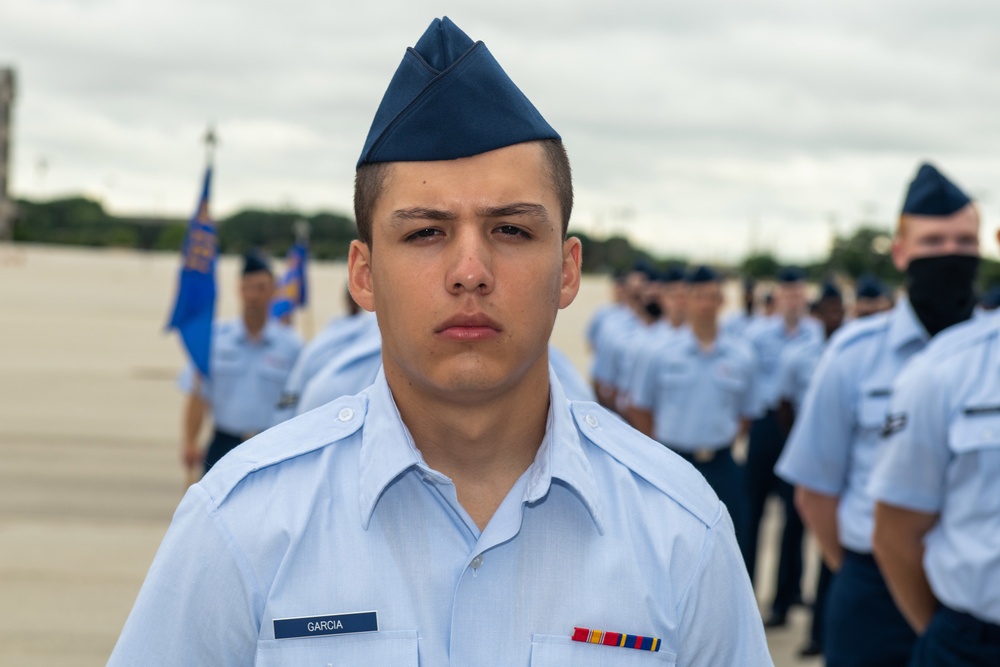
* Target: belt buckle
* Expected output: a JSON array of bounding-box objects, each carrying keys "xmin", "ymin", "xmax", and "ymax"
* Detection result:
[{"xmin": 693, "ymin": 449, "xmax": 715, "ymax": 463}]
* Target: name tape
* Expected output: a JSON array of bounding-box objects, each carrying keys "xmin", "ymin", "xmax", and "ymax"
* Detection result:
[{"xmin": 273, "ymin": 611, "xmax": 378, "ymax": 640}]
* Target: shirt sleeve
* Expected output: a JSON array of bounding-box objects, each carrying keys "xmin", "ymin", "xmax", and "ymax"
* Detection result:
[
  {"xmin": 178, "ymin": 362, "xmax": 212, "ymax": 401},
  {"xmin": 675, "ymin": 509, "xmax": 774, "ymax": 667},
  {"xmin": 740, "ymin": 347, "xmax": 760, "ymax": 419},
  {"xmin": 868, "ymin": 357, "xmax": 951, "ymax": 514},
  {"xmin": 108, "ymin": 485, "xmax": 262, "ymax": 666},
  {"xmin": 775, "ymin": 341, "xmax": 855, "ymax": 495},
  {"xmin": 628, "ymin": 343, "xmax": 658, "ymax": 410}
]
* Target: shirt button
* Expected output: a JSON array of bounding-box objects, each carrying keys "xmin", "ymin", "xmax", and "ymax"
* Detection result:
[
  {"xmin": 470, "ymin": 555, "xmax": 484, "ymax": 569},
  {"xmin": 338, "ymin": 408, "xmax": 354, "ymax": 422},
  {"xmin": 585, "ymin": 414, "xmax": 599, "ymax": 428}
]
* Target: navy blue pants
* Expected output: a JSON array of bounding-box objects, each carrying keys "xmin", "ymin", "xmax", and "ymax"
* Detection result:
[
  {"xmin": 825, "ymin": 550, "xmax": 915, "ymax": 667},
  {"xmin": 745, "ymin": 410, "xmax": 803, "ymax": 614},
  {"xmin": 910, "ymin": 606, "xmax": 1000, "ymax": 667},
  {"xmin": 809, "ymin": 560, "xmax": 833, "ymax": 648},
  {"xmin": 675, "ymin": 447, "xmax": 749, "ymax": 569},
  {"xmin": 204, "ymin": 429, "xmax": 244, "ymax": 474}
]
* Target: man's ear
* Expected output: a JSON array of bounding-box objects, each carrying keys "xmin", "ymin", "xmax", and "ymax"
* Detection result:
[
  {"xmin": 559, "ymin": 237, "xmax": 582, "ymax": 309},
  {"xmin": 348, "ymin": 240, "xmax": 376, "ymax": 312}
]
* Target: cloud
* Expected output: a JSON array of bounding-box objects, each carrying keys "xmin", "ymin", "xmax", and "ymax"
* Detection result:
[{"xmin": 2, "ymin": 0, "xmax": 999, "ymax": 261}]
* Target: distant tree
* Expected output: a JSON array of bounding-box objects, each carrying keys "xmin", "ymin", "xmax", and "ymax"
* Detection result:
[
  {"xmin": 979, "ymin": 258, "xmax": 1000, "ymax": 292},
  {"xmin": 740, "ymin": 253, "xmax": 780, "ymax": 279},
  {"xmin": 825, "ymin": 225, "xmax": 900, "ymax": 285}
]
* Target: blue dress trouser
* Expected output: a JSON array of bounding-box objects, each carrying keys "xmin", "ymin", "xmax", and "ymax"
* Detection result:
[
  {"xmin": 809, "ymin": 561, "xmax": 833, "ymax": 648},
  {"xmin": 746, "ymin": 410, "xmax": 803, "ymax": 613},
  {"xmin": 204, "ymin": 429, "xmax": 244, "ymax": 473},
  {"xmin": 909, "ymin": 606, "xmax": 1000, "ymax": 667},
  {"xmin": 676, "ymin": 447, "xmax": 749, "ymax": 571},
  {"xmin": 825, "ymin": 550, "xmax": 916, "ymax": 667}
]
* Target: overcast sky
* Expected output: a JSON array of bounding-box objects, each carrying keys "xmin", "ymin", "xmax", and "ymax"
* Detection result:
[{"xmin": 3, "ymin": 0, "xmax": 1000, "ymax": 262}]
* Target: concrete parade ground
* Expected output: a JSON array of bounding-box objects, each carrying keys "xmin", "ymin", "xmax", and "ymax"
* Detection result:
[{"xmin": 0, "ymin": 244, "xmax": 819, "ymax": 665}]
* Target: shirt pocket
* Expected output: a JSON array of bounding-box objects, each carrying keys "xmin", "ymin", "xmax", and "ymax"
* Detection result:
[
  {"xmin": 531, "ymin": 634, "xmax": 676, "ymax": 666},
  {"xmin": 254, "ymin": 629, "xmax": 418, "ymax": 666},
  {"xmin": 857, "ymin": 392, "xmax": 890, "ymax": 431},
  {"xmin": 948, "ymin": 413, "xmax": 1000, "ymax": 455},
  {"xmin": 259, "ymin": 363, "xmax": 290, "ymax": 388}
]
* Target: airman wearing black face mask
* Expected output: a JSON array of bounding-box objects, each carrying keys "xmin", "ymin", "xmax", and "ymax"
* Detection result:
[{"xmin": 775, "ymin": 162, "xmax": 980, "ymax": 667}]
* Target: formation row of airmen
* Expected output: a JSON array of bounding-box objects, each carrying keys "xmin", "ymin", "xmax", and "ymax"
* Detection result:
[
  {"xmin": 587, "ymin": 162, "xmax": 999, "ymax": 666},
  {"xmin": 112, "ymin": 15, "xmax": 996, "ymax": 666}
]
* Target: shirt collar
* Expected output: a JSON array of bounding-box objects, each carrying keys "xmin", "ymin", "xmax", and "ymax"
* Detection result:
[
  {"xmin": 357, "ymin": 366, "xmax": 604, "ymax": 532},
  {"xmin": 887, "ymin": 296, "xmax": 929, "ymax": 351},
  {"xmin": 236, "ymin": 317, "xmax": 281, "ymax": 345}
]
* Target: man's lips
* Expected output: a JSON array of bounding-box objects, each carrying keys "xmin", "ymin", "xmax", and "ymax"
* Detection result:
[{"xmin": 435, "ymin": 314, "xmax": 503, "ymax": 340}]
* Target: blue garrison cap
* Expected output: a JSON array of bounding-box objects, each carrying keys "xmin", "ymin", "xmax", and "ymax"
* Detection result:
[
  {"xmin": 980, "ymin": 284, "xmax": 1000, "ymax": 310},
  {"xmin": 662, "ymin": 266, "xmax": 687, "ymax": 284},
  {"xmin": 357, "ymin": 17, "xmax": 560, "ymax": 168},
  {"xmin": 855, "ymin": 273, "xmax": 887, "ymax": 299},
  {"xmin": 819, "ymin": 281, "xmax": 842, "ymax": 301},
  {"xmin": 630, "ymin": 260, "xmax": 657, "ymax": 280},
  {"xmin": 242, "ymin": 251, "xmax": 271, "ymax": 276},
  {"xmin": 685, "ymin": 265, "xmax": 719, "ymax": 284},
  {"xmin": 777, "ymin": 266, "xmax": 806, "ymax": 283},
  {"xmin": 902, "ymin": 163, "xmax": 971, "ymax": 216}
]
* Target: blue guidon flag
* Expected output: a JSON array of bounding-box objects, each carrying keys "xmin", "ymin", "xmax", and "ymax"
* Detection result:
[
  {"xmin": 271, "ymin": 241, "xmax": 308, "ymax": 320},
  {"xmin": 166, "ymin": 165, "xmax": 217, "ymax": 378}
]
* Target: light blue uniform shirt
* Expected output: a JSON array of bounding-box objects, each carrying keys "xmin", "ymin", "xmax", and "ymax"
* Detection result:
[
  {"xmin": 272, "ymin": 313, "xmax": 378, "ymax": 424},
  {"xmin": 297, "ymin": 328, "xmax": 383, "ymax": 415},
  {"xmin": 746, "ymin": 315, "xmax": 823, "ymax": 412},
  {"xmin": 870, "ymin": 315, "xmax": 1000, "ymax": 625},
  {"xmin": 632, "ymin": 328, "xmax": 757, "ymax": 451},
  {"xmin": 721, "ymin": 311, "xmax": 759, "ymax": 339},
  {"xmin": 179, "ymin": 318, "xmax": 302, "ymax": 434},
  {"xmin": 774, "ymin": 337, "xmax": 825, "ymax": 412},
  {"xmin": 626, "ymin": 324, "xmax": 682, "ymax": 406},
  {"xmin": 776, "ymin": 299, "xmax": 928, "ymax": 553},
  {"xmin": 590, "ymin": 307, "xmax": 638, "ymax": 385},
  {"xmin": 110, "ymin": 369, "xmax": 772, "ymax": 666},
  {"xmin": 548, "ymin": 345, "xmax": 596, "ymax": 402},
  {"xmin": 615, "ymin": 321, "xmax": 677, "ymax": 396}
]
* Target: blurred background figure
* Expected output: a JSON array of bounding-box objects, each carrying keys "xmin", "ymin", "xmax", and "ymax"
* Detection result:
[
  {"xmin": 774, "ymin": 281, "xmax": 845, "ymax": 657},
  {"xmin": 978, "ymin": 283, "xmax": 1000, "ymax": 312},
  {"xmin": 744, "ymin": 265, "xmax": 822, "ymax": 629},
  {"xmin": 179, "ymin": 252, "xmax": 302, "ymax": 476},
  {"xmin": 854, "ymin": 273, "xmax": 894, "ymax": 318},
  {"xmin": 629, "ymin": 265, "xmax": 756, "ymax": 565},
  {"xmin": 777, "ymin": 162, "xmax": 981, "ymax": 667},
  {"xmin": 271, "ymin": 286, "xmax": 376, "ymax": 425},
  {"xmin": 723, "ymin": 276, "xmax": 759, "ymax": 338}
]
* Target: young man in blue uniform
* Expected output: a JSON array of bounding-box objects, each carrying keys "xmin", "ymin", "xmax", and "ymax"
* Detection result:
[
  {"xmin": 774, "ymin": 281, "xmax": 845, "ymax": 657},
  {"xmin": 744, "ymin": 265, "xmax": 822, "ymax": 626},
  {"xmin": 628, "ymin": 266, "xmax": 757, "ymax": 563},
  {"xmin": 179, "ymin": 252, "xmax": 302, "ymax": 475},
  {"xmin": 271, "ymin": 286, "xmax": 377, "ymax": 425},
  {"xmin": 110, "ymin": 18, "xmax": 770, "ymax": 666},
  {"xmin": 872, "ymin": 297, "xmax": 1000, "ymax": 667},
  {"xmin": 776, "ymin": 162, "xmax": 981, "ymax": 666}
]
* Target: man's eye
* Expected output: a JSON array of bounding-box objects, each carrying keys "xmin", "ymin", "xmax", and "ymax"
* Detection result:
[
  {"xmin": 407, "ymin": 228, "xmax": 441, "ymax": 241},
  {"xmin": 496, "ymin": 225, "xmax": 529, "ymax": 238}
]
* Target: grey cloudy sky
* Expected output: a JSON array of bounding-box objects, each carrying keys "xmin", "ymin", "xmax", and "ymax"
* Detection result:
[{"xmin": 3, "ymin": 0, "xmax": 1000, "ymax": 262}]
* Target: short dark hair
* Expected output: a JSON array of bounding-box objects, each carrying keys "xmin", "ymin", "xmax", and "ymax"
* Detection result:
[{"xmin": 353, "ymin": 139, "xmax": 573, "ymax": 246}]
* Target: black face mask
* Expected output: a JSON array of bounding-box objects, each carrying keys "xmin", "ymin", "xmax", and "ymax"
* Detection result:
[
  {"xmin": 644, "ymin": 300, "xmax": 663, "ymax": 320},
  {"xmin": 906, "ymin": 254, "xmax": 979, "ymax": 336}
]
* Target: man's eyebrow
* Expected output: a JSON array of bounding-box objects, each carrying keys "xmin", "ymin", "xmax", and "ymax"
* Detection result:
[
  {"xmin": 480, "ymin": 203, "xmax": 549, "ymax": 219},
  {"xmin": 389, "ymin": 207, "xmax": 456, "ymax": 225}
]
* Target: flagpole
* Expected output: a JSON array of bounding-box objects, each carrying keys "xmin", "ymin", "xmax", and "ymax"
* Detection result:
[{"xmin": 294, "ymin": 218, "xmax": 315, "ymax": 341}]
